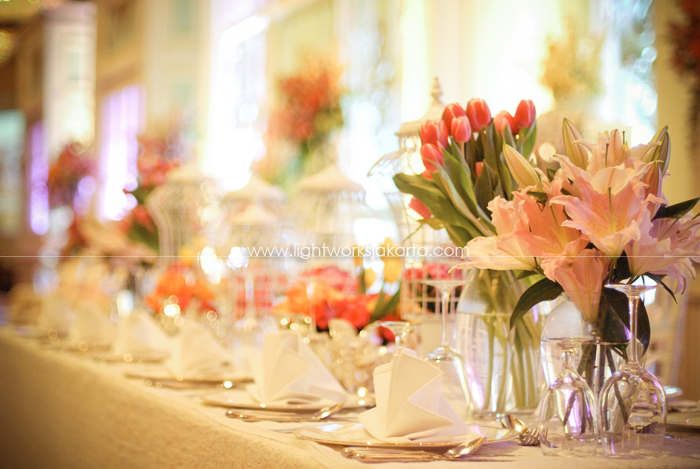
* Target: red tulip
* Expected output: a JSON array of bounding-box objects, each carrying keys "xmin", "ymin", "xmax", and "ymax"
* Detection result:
[
  {"xmin": 494, "ymin": 110, "xmax": 518, "ymax": 136},
  {"xmin": 514, "ymin": 99, "xmax": 536, "ymax": 130},
  {"xmin": 466, "ymin": 98, "xmax": 492, "ymax": 132},
  {"xmin": 419, "ymin": 119, "xmax": 448, "ymax": 148},
  {"xmin": 475, "ymin": 162, "xmax": 484, "ymax": 178},
  {"xmin": 451, "ymin": 116, "xmax": 472, "ymax": 143},
  {"xmin": 420, "ymin": 143, "xmax": 443, "ymax": 172},
  {"xmin": 409, "ymin": 197, "xmax": 432, "ymax": 219},
  {"xmin": 441, "ymin": 103, "xmax": 467, "ymax": 135},
  {"xmin": 421, "ymin": 170, "xmax": 433, "ymax": 180}
]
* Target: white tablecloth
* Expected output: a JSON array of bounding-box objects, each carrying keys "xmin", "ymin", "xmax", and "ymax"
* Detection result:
[{"xmin": 1, "ymin": 329, "xmax": 699, "ymax": 468}]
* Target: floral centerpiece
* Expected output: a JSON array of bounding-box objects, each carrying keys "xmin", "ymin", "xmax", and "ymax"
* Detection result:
[
  {"xmin": 47, "ymin": 142, "xmax": 95, "ymax": 209},
  {"xmin": 456, "ymin": 119, "xmax": 700, "ymax": 389},
  {"xmin": 669, "ymin": 0, "xmax": 700, "ymax": 144},
  {"xmin": 258, "ymin": 56, "xmax": 345, "ymax": 190},
  {"xmin": 392, "ymin": 97, "xmax": 544, "ymax": 413}
]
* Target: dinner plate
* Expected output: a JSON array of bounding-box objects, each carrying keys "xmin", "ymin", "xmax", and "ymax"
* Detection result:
[
  {"xmin": 124, "ymin": 367, "xmax": 250, "ymax": 384},
  {"xmin": 201, "ymin": 389, "xmax": 375, "ymax": 411},
  {"xmin": 667, "ymin": 411, "xmax": 700, "ymax": 429},
  {"xmin": 293, "ymin": 422, "xmax": 517, "ymax": 448},
  {"xmin": 92, "ymin": 350, "xmax": 169, "ymax": 363}
]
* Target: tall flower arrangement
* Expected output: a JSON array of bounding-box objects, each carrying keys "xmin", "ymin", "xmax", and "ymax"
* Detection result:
[
  {"xmin": 47, "ymin": 142, "xmax": 95, "ymax": 209},
  {"xmin": 456, "ymin": 119, "xmax": 700, "ymax": 357},
  {"xmin": 259, "ymin": 56, "xmax": 345, "ymax": 189},
  {"xmin": 118, "ymin": 128, "xmax": 183, "ymax": 253}
]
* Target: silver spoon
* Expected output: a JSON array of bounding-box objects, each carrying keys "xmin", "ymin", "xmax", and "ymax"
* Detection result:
[
  {"xmin": 340, "ymin": 436, "xmax": 485, "ymax": 462},
  {"xmin": 226, "ymin": 402, "xmax": 344, "ymax": 422}
]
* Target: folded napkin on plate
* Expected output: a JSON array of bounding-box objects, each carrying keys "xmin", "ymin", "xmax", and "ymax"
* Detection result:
[
  {"xmin": 37, "ymin": 293, "xmax": 76, "ymax": 335},
  {"xmin": 249, "ymin": 331, "xmax": 348, "ymax": 405},
  {"xmin": 112, "ymin": 310, "xmax": 170, "ymax": 357},
  {"xmin": 165, "ymin": 318, "xmax": 235, "ymax": 378},
  {"xmin": 359, "ymin": 348, "xmax": 469, "ymax": 443},
  {"xmin": 66, "ymin": 301, "xmax": 117, "ymax": 347}
]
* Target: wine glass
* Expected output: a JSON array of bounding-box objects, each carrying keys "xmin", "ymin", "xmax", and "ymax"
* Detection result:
[
  {"xmin": 380, "ymin": 321, "xmax": 413, "ymax": 349},
  {"xmin": 598, "ymin": 284, "xmax": 666, "ymax": 456},
  {"xmin": 538, "ymin": 299, "xmax": 599, "ymax": 456},
  {"xmin": 420, "ymin": 278, "xmax": 470, "ymax": 418}
]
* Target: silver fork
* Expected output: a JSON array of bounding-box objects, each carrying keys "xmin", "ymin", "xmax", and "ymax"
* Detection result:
[{"xmin": 502, "ymin": 415, "xmax": 540, "ymax": 446}]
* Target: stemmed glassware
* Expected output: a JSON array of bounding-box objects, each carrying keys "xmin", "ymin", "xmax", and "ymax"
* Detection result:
[
  {"xmin": 380, "ymin": 321, "xmax": 413, "ymax": 349},
  {"xmin": 538, "ymin": 300, "xmax": 599, "ymax": 456},
  {"xmin": 598, "ymin": 284, "xmax": 666, "ymax": 456},
  {"xmin": 420, "ymin": 278, "xmax": 470, "ymax": 418}
]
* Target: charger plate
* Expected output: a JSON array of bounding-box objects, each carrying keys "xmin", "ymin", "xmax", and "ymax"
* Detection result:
[{"xmin": 294, "ymin": 422, "xmax": 516, "ymax": 449}]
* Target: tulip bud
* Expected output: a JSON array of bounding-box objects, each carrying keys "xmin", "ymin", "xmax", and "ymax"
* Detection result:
[
  {"xmin": 420, "ymin": 143, "xmax": 443, "ymax": 173},
  {"xmin": 503, "ymin": 144, "xmax": 541, "ymax": 189},
  {"xmin": 466, "ymin": 98, "xmax": 492, "ymax": 132},
  {"xmin": 514, "ymin": 99, "xmax": 536, "ymax": 131},
  {"xmin": 451, "ymin": 116, "xmax": 472, "ymax": 143},
  {"xmin": 441, "ymin": 103, "xmax": 467, "ymax": 135},
  {"xmin": 409, "ymin": 197, "xmax": 432, "ymax": 219},
  {"xmin": 475, "ymin": 162, "xmax": 484, "ymax": 178},
  {"xmin": 494, "ymin": 111, "xmax": 518, "ymax": 136},
  {"xmin": 421, "ymin": 170, "xmax": 433, "ymax": 180},
  {"xmin": 419, "ymin": 119, "xmax": 449, "ymax": 148}
]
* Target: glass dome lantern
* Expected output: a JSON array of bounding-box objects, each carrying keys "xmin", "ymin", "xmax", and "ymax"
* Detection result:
[
  {"xmin": 145, "ymin": 163, "xmax": 217, "ymax": 266},
  {"xmin": 367, "ymin": 78, "xmax": 464, "ymax": 320}
]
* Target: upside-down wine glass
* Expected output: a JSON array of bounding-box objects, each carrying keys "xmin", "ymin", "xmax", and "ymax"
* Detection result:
[
  {"xmin": 420, "ymin": 278, "xmax": 470, "ymax": 418},
  {"xmin": 599, "ymin": 283, "xmax": 666, "ymax": 456},
  {"xmin": 538, "ymin": 299, "xmax": 599, "ymax": 456}
]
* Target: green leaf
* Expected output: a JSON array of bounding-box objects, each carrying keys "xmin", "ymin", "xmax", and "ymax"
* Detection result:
[
  {"xmin": 644, "ymin": 273, "xmax": 678, "ymax": 303},
  {"xmin": 370, "ymin": 289, "xmax": 401, "ymax": 323},
  {"xmin": 510, "ymin": 278, "xmax": 563, "ymax": 329},
  {"xmin": 546, "ymin": 167, "xmax": 557, "ymax": 182},
  {"xmin": 440, "ymin": 147, "xmax": 478, "ymax": 214},
  {"xmin": 474, "ymin": 163, "xmax": 498, "ymax": 214},
  {"xmin": 521, "ymin": 121, "xmax": 537, "ymax": 159},
  {"xmin": 652, "ymin": 197, "xmax": 700, "ymax": 220},
  {"xmin": 418, "ymin": 217, "xmax": 447, "ymax": 230},
  {"xmin": 526, "ymin": 191, "xmax": 548, "ymax": 205},
  {"xmin": 502, "ymin": 124, "xmax": 517, "ymax": 148},
  {"xmin": 444, "ymin": 224, "xmax": 470, "ymax": 248},
  {"xmin": 515, "ymin": 270, "xmax": 541, "ymax": 282}
]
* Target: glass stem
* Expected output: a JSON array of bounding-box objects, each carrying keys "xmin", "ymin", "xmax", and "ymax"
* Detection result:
[
  {"xmin": 440, "ymin": 289, "xmax": 450, "ymax": 347},
  {"xmin": 562, "ymin": 347, "xmax": 575, "ymax": 370},
  {"xmin": 627, "ymin": 293, "xmax": 639, "ymax": 365}
]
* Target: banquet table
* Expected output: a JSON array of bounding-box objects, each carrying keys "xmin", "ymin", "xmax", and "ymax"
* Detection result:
[{"xmin": 1, "ymin": 328, "xmax": 699, "ymax": 469}]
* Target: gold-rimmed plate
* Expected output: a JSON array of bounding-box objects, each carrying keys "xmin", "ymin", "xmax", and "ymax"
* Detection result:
[
  {"xmin": 201, "ymin": 390, "xmax": 374, "ymax": 411},
  {"xmin": 293, "ymin": 422, "xmax": 516, "ymax": 449}
]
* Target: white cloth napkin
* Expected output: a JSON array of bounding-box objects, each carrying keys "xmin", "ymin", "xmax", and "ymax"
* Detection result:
[
  {"xmin": 359, "ymin": 348, "xmax": 470, "ymax": 443},
  {"xmin": 249, "ymin": 331, "xmax": 348, "ymax": 405},
  {"xmin": 112, "ymin": 310, "xmax": 170, "ymax": 357},
  {"xmin": 165, "ymin": 318, "xmax": 236, "ymax": 379},
  {"xmin": 37, "ymin": 293, "xmax": 76, "ymax": 335},
  {"xmin": 66, "ymin": 301, "xmax": 116, "ymax": 347}
]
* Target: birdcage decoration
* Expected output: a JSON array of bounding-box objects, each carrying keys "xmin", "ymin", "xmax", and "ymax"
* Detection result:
[
  {"xmin": 288, "ymin": 163, "xmax": 398, "ymax": 294},
  {"xmin": 145, "ymin": 163, "xmax": 217, "ymax": 266},
  {"xmin": 368, "ymin": 78, "xmax": 464, "ymax": 320},
  {"xmin": 207, "ymin": 174, "xmax": 286, "ymax": 256}
]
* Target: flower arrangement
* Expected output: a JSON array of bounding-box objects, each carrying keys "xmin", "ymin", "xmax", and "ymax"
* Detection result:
[
  {"xmin": 273, "ymin": 241, "xmax": 401, "ymax": 332},
  {"xmin": 47, "ymin": 142, "xmax": 95, "ymax": 209},
  {"xmin": 145, "ymin": 263, "xmax": 217, "ymax": 316},
  {"xmin": 258, "ymin": 56, "xmax": 345, "ymax": 189},
  {"xmin": 668, "ymin": 0, "xmax": 700, "ymax": 135},
  {"xmin": 456, "ymin": 119, "xmax": 700, "ymax": 354},
  {"xmin": 118, "ymin": 127, "xmax": 184, "ymax": 253}
]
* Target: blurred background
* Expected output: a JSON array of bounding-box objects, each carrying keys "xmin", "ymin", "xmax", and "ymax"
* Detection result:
[{"xmin": 0, "ymin": 0, "xmax": 698, "ymax": 396}]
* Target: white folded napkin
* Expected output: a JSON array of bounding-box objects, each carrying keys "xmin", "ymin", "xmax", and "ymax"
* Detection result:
[
  {"xmin": 112, "ymin": 310, "xmax": 170, "ymax": 357},
  {"xmin": 66, "ymin": 301, "xmax": 117, "ymax": 347},
  {"xmin": 359, "ymin": 348, "xmax": 470, "ymax": 443},
  {"xmin": 249, "ymin": 331, "xmax": 348, "ymax": 405},
  {"xmin": 37, "ymin": 293, "xmax": 76, "ymax": 335},
  {"xmin": 165, "ymin": 318, "xmax": 236, "ymax": 379}
]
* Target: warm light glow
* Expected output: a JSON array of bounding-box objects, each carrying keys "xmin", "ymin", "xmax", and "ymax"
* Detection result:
[{"xmin": 400, "ymin": 0, "xmax": 429, "ymax": 121}]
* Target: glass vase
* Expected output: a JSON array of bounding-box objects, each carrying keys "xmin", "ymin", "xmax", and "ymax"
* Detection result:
[{"xmin": 456, "ymin": 268, "xmax": 546, "ymax": 418}]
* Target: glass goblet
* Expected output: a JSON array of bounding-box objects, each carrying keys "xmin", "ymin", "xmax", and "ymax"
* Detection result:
[
  {"xmin": 599, "ymin": 284, "xmax": 666, "ymax": 456},
  {"xmin": 380, "ymin": 321, "xmax": 413, "ymax": 349},
  {"xmin": 420, "ymin": 278, "xmax": 470, "ymax": 419}
]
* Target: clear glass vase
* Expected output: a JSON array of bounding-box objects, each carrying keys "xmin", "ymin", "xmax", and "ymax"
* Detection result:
[{"xmin": 456, "ymin": 268, "xmax": 546, "ymax": 418}]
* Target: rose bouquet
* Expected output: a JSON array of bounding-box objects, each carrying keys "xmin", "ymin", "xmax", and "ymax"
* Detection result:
[{"xmin": 456, "ymin": 119, "xmax": 700, "ymax": 386}]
